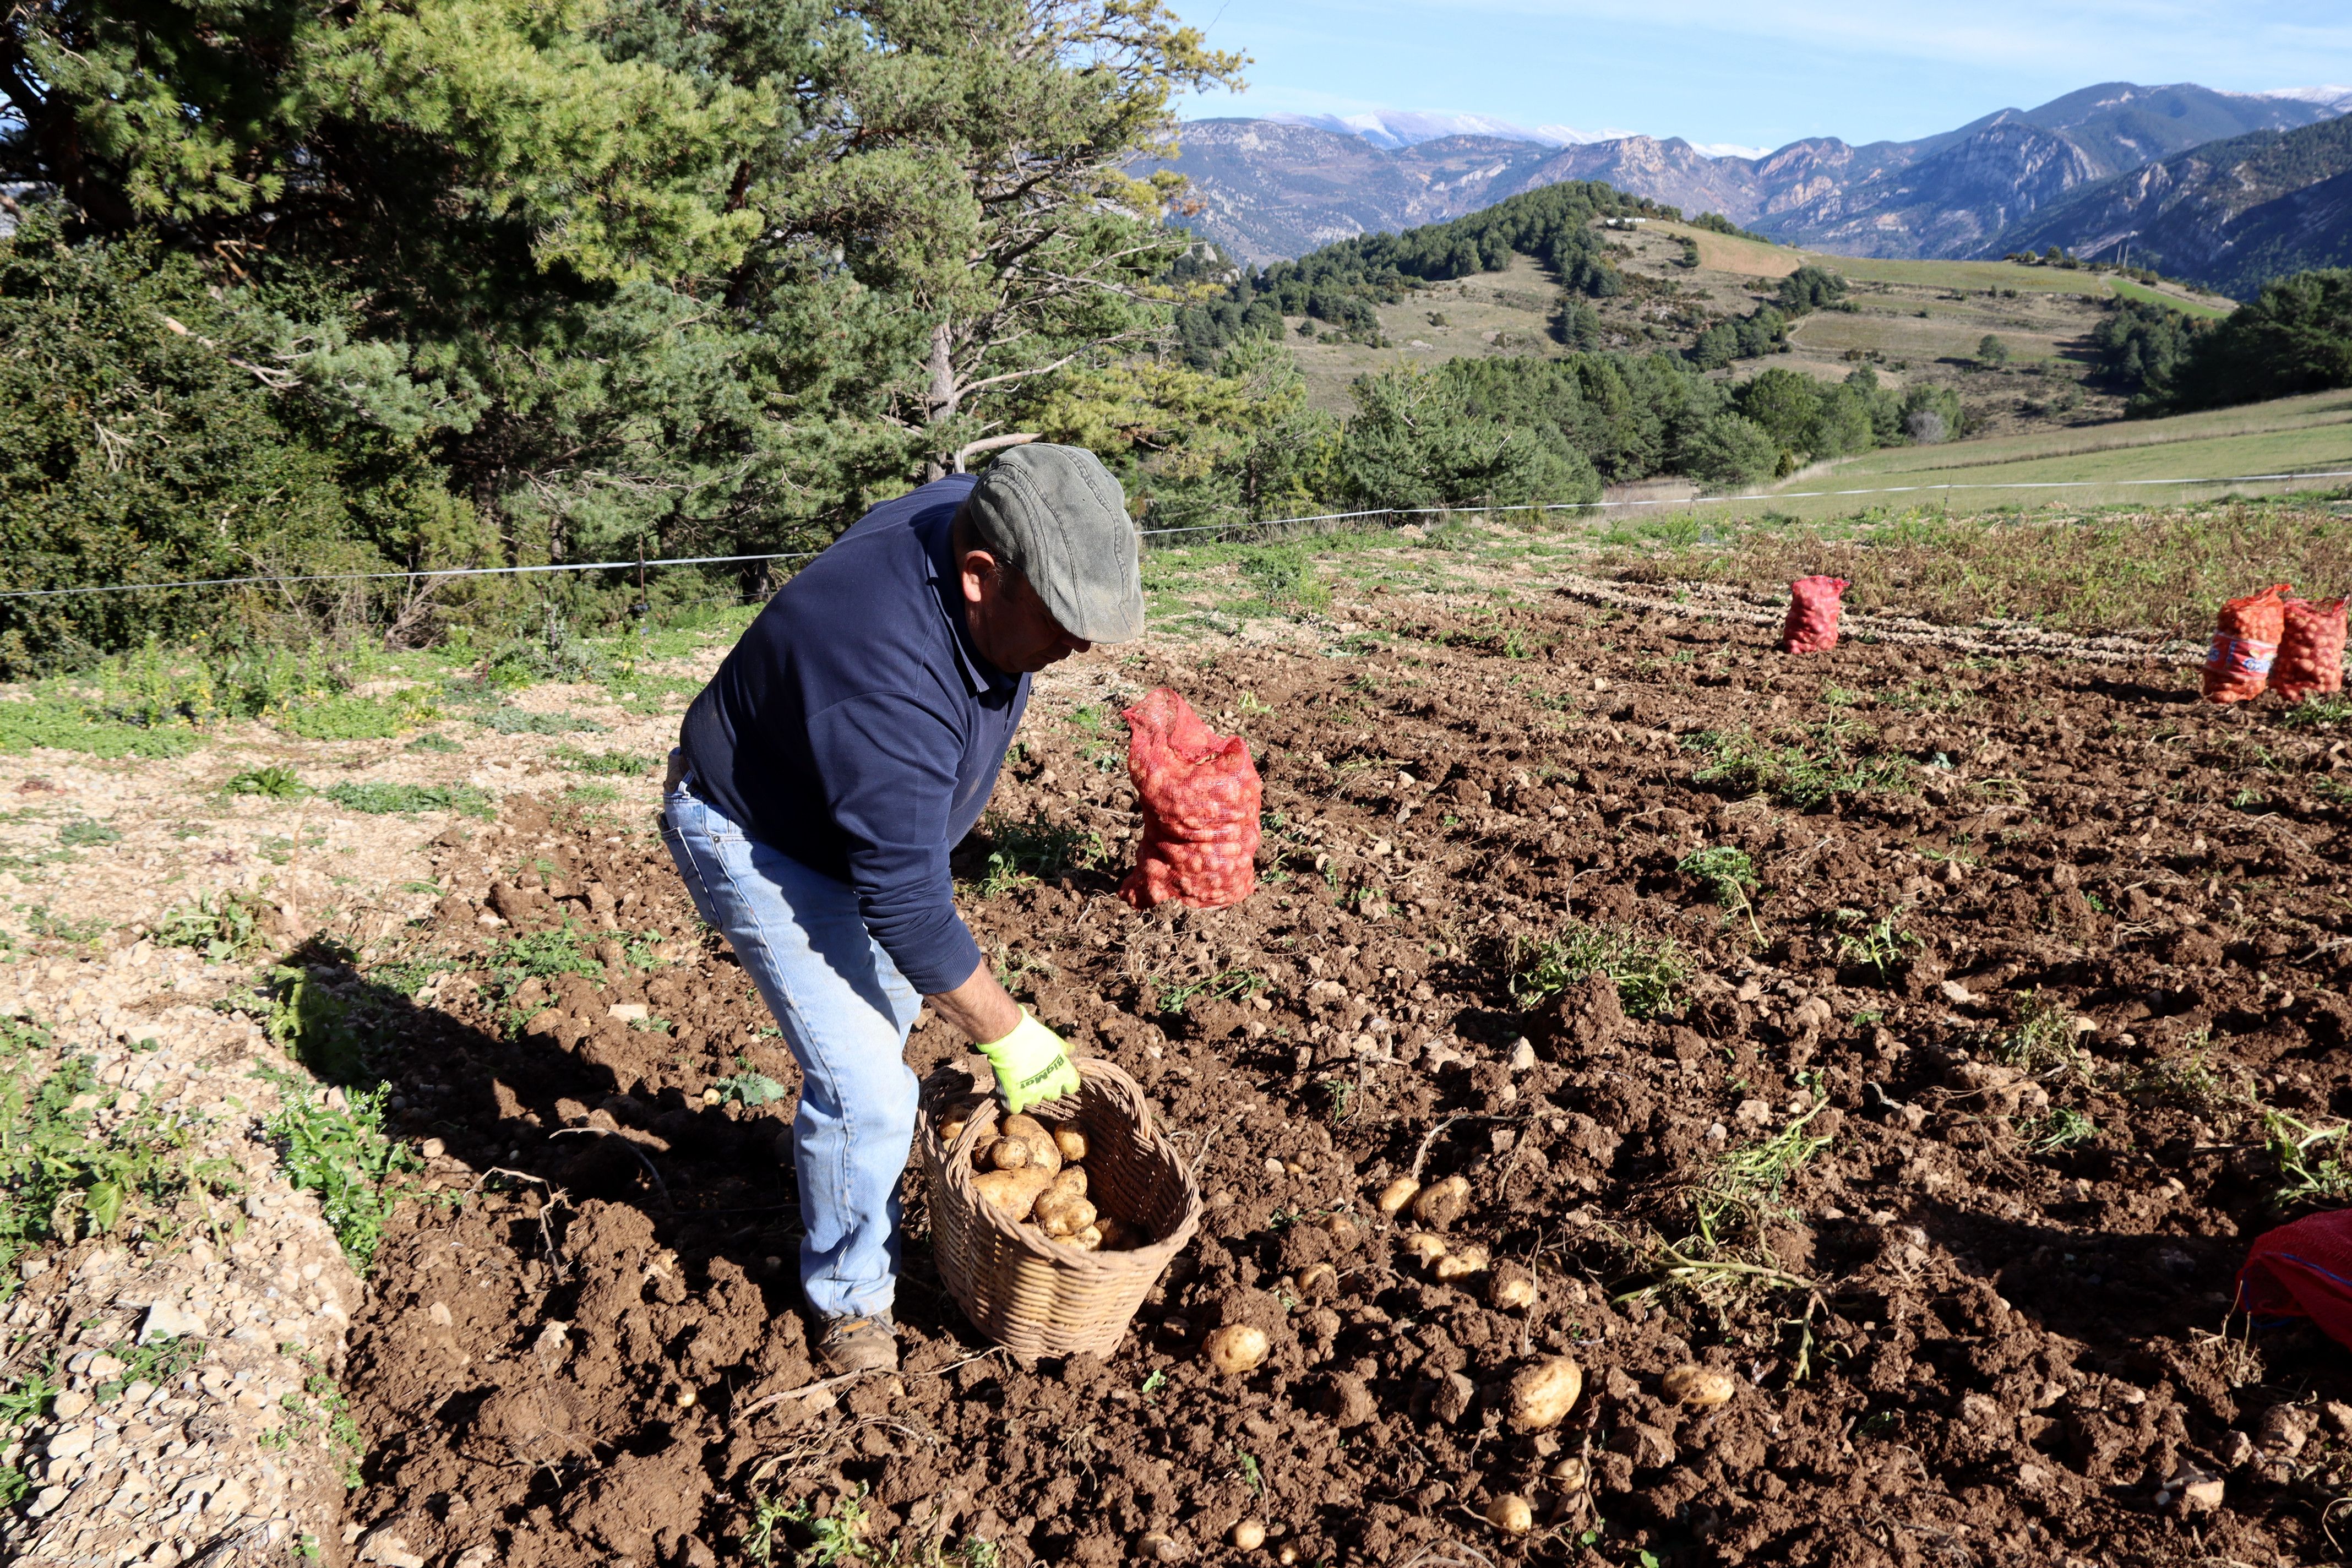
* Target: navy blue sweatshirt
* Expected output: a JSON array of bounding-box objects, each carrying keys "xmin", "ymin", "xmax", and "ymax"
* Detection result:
[{"xmin": 677, "ymin": 475, "xmax": 1026, "ymax": 994}]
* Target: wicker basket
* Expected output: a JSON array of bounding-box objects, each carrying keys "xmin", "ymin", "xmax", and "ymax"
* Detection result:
[{"xmin": 918, "ymin": 1056, "xmax": 1201, "ymax": 1357}]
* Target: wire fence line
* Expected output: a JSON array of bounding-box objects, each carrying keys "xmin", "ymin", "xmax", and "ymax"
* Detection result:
[{"xmin": 6, "ymin": 466, "xmax": 2351, "ymax": 606}]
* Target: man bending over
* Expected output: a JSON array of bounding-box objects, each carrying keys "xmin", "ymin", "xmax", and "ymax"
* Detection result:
[{"xmin": 662, "ymin": 444, "xmax": 1143, "ymax": 1373}]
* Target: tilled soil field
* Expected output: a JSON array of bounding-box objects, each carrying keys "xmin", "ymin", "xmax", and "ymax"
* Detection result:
[{"xmin": 325, "ymin": 589, "xmax": 2352, "ymax": 1568}]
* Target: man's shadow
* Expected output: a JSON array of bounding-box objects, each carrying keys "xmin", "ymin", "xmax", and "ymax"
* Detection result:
[{"xmin": 269, "ymin": 924, "xmax": 992, "ymax": 1561}]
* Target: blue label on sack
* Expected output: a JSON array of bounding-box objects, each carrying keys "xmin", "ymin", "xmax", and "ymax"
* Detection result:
[{"xmin": 2207, "ymin": 635, "xmax": 2277, "ymax": 677}]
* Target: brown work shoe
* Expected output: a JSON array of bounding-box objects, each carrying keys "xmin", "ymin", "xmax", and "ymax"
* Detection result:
[{"xmin": 816, "ymin": 1311, "xmax": 899, "ymax": 1375}]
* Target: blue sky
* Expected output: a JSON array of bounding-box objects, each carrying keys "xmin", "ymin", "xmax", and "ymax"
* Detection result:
[{"xmin": 1178, "ymin": 0, "xmax": 2352, "ymax": 151}]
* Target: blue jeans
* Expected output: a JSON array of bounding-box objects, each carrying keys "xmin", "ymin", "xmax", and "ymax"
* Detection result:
[{"xmin": 659, "ymin": 767, "xmax": 922, "ymax": 1321}]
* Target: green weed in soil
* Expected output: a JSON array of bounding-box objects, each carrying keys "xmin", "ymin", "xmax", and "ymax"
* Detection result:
[
  {"xmin": 153, "ymin": 889, "xmax": 270, "ymax": 962},
  {"xmin": 257, "ymin": 1068, "xmax": 421, "ymax": 1273},
  {"xmin": 261, "ymin": 1352, "xmax": 367, "ymax": 1489},
  {"xmin": 0, "ymin": 1023, "xmax": 243, "ymax": 1296},
  {"xmin": 224, "ymin": 766, "xmax": 309, "ymax": 798},
  {"xmin": 277, "ymin": 694, "xmax": 434, "ymax": 742},
  {"xmin": 491, "ymin": 925, "xmax": 607, "ymax": 992},
  {"xmin": 1680, "ymin": 845, "xmax": 1763, "ymax": 944},
  {"xmin": 1507, "ymin": 922, "xmax": 1691, "ymax": 1017},
  {"xmin": 0, "ymin": 694, "xmax": 202, "ymax": 760},
  {"xmin": 1688, "ymin": 722, "xmax": 1911, "ymax": 808},
  {"xmin": 967, "ymin": 811, "xmax": 1107, "ymax": 896},
  {"xmin": 715, "ymin": 1071, "xmax": 790, "ymax": 1108},
  {"xmin": 478, "ymin": 708, "xmax": 607, "ymax": 736},
  {"xmin": 323, "ymin": 782, "xmax": 494, "ymax": 818},
  {"xmin": 554, "ymin": 745, "xmax": 655, "ymax": 776}
]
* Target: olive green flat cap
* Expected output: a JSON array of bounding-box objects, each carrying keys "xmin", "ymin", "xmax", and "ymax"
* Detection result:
[{"xmin": 966, "ymin": 444, "xmax": 1145, "ymax": 644}]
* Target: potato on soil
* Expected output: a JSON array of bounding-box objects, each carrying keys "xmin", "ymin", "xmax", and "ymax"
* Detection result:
[
  {"xmin": 1485, "ymin": 1495, "xmax": 1533, "ymax": 1534},
  {"xmin": 1488, "ymin": 1265, "xmax": 1537, "ymax": 1311},
  {"xmin": 1137, "ymin": 1531, "xmax": 1184, "ymax": 1562},
  {"xmin": 1507, "ymin": 1356, "xmax": 1584, "ymax": 1431},
  {"xmin": 1001, "ymin": 1113, "xmax": 1062, "ymax": 1174},
  {"xmin": 1661, "ymin": 1365, "xmax": 1738, "ymax": 1408},
  {"xmin": 1411, "ymin": 1173, "xmax": 1471, "ymax": 1229},
  {"xmin": 972, "ymin": 1166, "xmax": 1054, "ymax": 1221},
  {"xmin": 1403, "ymin": 1232, "xmax": 1450, "ymax": 1267},
  {"xmin": 1375, "ymin": 1176, "xmax": 1420, "ymax": 1215},
  {"xmin": 1202, "ymin": 1324, "xmax": 1270, "ymax": 1375},
  {"xmin": 1433, "ymin": 1243, "xmax": 1488, "ymax": 1282},
  {"xmin": 984, "ymin": 1136, "xmax": 1032, "ymax": 1171},
  {"xmin": 1321, "ymin": 1211, "xmax": 1362, "ymax": 1249},
  {"xmin": 1232, "ymin": 1519, "xmax": 1267, "ymax": 1551},
  {"xmin": 1297, "ymin": 1261, "xmax": 1339, "ymax": 1299},
  {"xmin": 1548, "ymin": 1457, "xmax": 1589, "ymax": 1493}
]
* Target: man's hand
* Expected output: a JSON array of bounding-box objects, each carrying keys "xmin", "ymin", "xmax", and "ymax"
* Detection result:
[{"xmin": 976, "ymin": 1011, "xmax": 1081, "ymax": 1114}]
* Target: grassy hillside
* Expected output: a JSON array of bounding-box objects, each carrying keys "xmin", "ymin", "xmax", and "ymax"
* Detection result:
[
  {"xmin": 1734, "ymin": 388, "xmax": 2352, "ymax": 520},
  {"xmin": 1273, "ymin": 217, "xmax": 2236, "ymax": 439}
]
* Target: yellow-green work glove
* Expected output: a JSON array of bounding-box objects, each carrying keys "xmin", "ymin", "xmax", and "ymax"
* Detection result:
[{"xmin": 977, "ymin": 1010, "xmax": 1080, "ymax": 1115}]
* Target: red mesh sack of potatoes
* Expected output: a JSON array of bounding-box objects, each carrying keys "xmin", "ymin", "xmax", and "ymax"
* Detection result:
[
  {"xmin": 1118, "ymin": 687, "xmax": 1261, "ymax": 910},
  {"xmin": 2272, "ymin": 596, "xmax": 2348, "ymax": 703},
  {"xmin": 2239, "ymin": 1210, "xmax": 2352, "ymax": 1351},
  {"xmin": 2202, "ymin": 582, "xmax": 2291, "ymax": 703},
  {"xmin": 1781, "ymin": 576, "xmax": 1849, "ymax": 655}
]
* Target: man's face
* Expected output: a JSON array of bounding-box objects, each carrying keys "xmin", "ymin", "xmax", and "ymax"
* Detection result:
[{"xmin": 961, "ymin": 548, "xmax": 1092, "ymax": 674}]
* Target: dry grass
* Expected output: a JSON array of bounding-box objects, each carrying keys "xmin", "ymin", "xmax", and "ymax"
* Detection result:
[{"xmin": 1602, "ymin": 495, "xmax": 2352, "ymax": 640}]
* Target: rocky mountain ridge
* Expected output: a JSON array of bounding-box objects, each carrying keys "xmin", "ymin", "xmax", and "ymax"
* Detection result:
[
  {"xmin": 1153, "ymin": 82, "xmax": 2348, "ymax": 276},
  {"xmin": 2001, "ymin": 115, "xmax": 2352, "ymax": 298}
]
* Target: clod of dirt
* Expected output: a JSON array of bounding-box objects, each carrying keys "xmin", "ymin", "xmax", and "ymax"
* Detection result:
[
  {"xmin": 1202, "ymin": 1324, "xmax": 1269, "ymax": 1375},
  {"xmin": 470, "ymin": 1382, "xmax": 594, "ymax": 1466},
  {"xmin": 1411, "ymin": 1173, "xmax": 1472, "ymax": 1229},
  {"xmin": 1507, "ymin": 1357, "xmax": 1585, "ymax": 1431},
  {"xmin": 1324, "ymin": 1373, "xmax": 1378, "ymax": 1428},
  {"xmin": 2257, "ymin": 1403, "xmax": 2316, "ymax": 1457},
  {"xmin": 1433, "ymin": 1371, "xmax": 1479, "ymax": 1424},
  {"xmin": 1375, "ymin": 1175, "xmax": 1420, "ymax": 1215},
  {"xmin": 1485, "ymin": 1495, "xmax": 1534, "ymax": 1534},
  {"xmin": 1660, "ymin": 1364, "xmax": 1738, "ymax": 1408},
  {"xmin": 1550, "ymin": 973, "xmax": 1626, "ymax": 1052},
  {"xmin": 2162, "ymin": 1466, "xmax": 2226, "ymax": 1516},
  {"xmin": 1232, "ymin": 1519, "xmax": 1267, "ymax": 1550},
  {"xmin": 358, "ymin": 1529, "xmax": 427, "ymax": 1568}
]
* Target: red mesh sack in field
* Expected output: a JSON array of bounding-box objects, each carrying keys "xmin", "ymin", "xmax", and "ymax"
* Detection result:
[
  {"xmin": 2272, "ymin": 596, "xmax": 2348, "ymax": 703},
  {"xmin": 1118, "ymin": 687, "xmax": 1261, "ymax": 910},
  {"xmin": 2203, "ymin": 582, "xmax": 2291, "ymax": 703},
  {"xmin": 2240, "ymin": 1210, "xmax": 2352, "ymax": 1351},
  {"xmin": 1781, "ymin": 576, "xmax": 1850, "ymax": 655}
]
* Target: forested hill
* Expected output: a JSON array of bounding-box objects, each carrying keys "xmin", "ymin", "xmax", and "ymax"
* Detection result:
[
  {"xmin": 1174, "ymin": 183, "xmax": 1670, "ymax": 364},
  {"xmin": 2001, "ymin": 115, "xmax": 2352, "ymax": 298}
]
